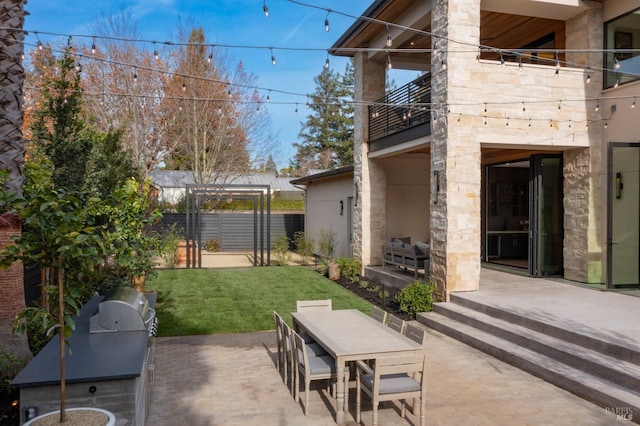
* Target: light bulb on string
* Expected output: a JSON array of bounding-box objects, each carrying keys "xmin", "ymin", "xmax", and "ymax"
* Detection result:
[
  {"xmin": 632, "ymin": 98, "xmax": 636, "ymax": 109},
  {"xmin": 604, "ymin": 121, "xmax": 608, "ymax": 129},
  {"xmin": 75, "ymin": 61, "xmax": 82, "ymax": 72},
  {"xmin": 20, "ymin": 51, "xmax": 25, "ymax": 60},
  {"xmin": 387, "ymin": 53, "xmax": 392, "ymax": 70},
  {"xmin": 306, "ymin": 96, "xmax": 310, "ymax": 109},
  {"xmin": 182, "ymin": 79, "xmax": 186, "ymax": 92},
  {"xmin": 133, "ymin": 67, "xmax": 138, "ymax": 82},
  {"xmin": 386, "ymin": 25, "xmax": 392, "ymax": 47},
  {"xmin": 294, "ymin": 103, "xmax": 298, "ymax": 115},
  {"xmin": 270, "ymin": 48, "xmax": 276, "ymax": 66},
  {"xmin": 325, "ymin": 56, "xmax": 330, "ymax": 70},
  {"xmin": 91, "ymin": 37, "xmax": 96, "ymax": 54},
  {"xmin": 263, "ymin": 1, "xmax": 269, "ymax": 17},
  {"xmin": 324, "ymin": 11, "xmax": 330, "ymax": 32},
  {"xmin": 586, "ymin": 67, "xmax": 591, "ymax": 84},
  {"xmin": 614, "ymin": 55, "xmax": 620, "ymax": 70},
  {"xmin": 595, "ymin": 103, "xmax": 599, "ymax": 112},
  {"xmin": 266, "ymin": 90, "xmax": 270, "ymax": 103},
  {"xmin": 441, "ymin": 55, "xmax": 447, "ymax": 70}
]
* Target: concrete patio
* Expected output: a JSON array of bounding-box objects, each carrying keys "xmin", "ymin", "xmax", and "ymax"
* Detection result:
[{"xmin": 145, "ymin": 267, "xmax": 639, "ymax": 425}]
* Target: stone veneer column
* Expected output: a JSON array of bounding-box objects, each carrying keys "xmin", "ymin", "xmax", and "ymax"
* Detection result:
[
  {"xmin": 564, "ymin": 5, "xmax": 604, "ymax": 283},
  {"xmin": 353, "ymin": 51, "xmax": 386, "ymax": 270},
  {"xmin": 430, "ymin": 0, "xmax": 482, "ymax": 300}
]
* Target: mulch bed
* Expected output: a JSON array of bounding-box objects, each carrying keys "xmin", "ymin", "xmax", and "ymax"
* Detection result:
[{"xmin": 333, "ymin": 274, "xmax": 414, "ymax": 321}]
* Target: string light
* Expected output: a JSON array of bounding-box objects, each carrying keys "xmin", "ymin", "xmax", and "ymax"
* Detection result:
[
  {"xmin": 595, "ymin": 103, "xmax": 599, "ymax": 112},
  {"xmin": 263, "ymin": 1, "xmax": 269, "ymax": 18},
  {"xmin": 632, "ymin": 98, "xmax": 636, "ymax": 109},
  {"xmin": 133, "ymin": 67, "xmax": 138, "ymax": 82},
  {"xmin": 266, "ymin": 90, "xmax": 270, "ymax": 103},
  {"xmin": 614, "ymin": 56, "xmax": 620, "ymax": 70},
  {"xmin": 324, "ymin": 11, "xmax": 330, "ymax": 32},
  {"xmin": 325, "ymin": 56, "xmax": 330, "ymax": 70},
  {"xmin": 387, "ymin": 53, "xmax": 392, "ymax": 70},
  {"xmin": 386, "ymin": 25, "xmax": 392, "ymax": 48},
  {"xmin": 306, "ymin": 95, "xmax": 310, "ymax": 109},
  {"xmin": 91, "ymin": 37, "xmax": 96, "ymax": 54},
  {"xmin": 270, "ymin": 48, "xmax": 276, "ymax": 66},
  {"xmin": 294, "ymin": 103, "xmax": 298, "ymax": 115}
]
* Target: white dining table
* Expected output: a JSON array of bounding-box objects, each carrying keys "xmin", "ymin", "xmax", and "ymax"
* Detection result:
[{"xmin": 291, "ymin": 309, "xmax": 423, "ymax": 424}]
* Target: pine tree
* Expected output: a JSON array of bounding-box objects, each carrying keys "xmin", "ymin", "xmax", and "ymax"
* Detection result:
[{"xmin": 294, "ymin": 60, "xmax": 354, "ymax": 171}]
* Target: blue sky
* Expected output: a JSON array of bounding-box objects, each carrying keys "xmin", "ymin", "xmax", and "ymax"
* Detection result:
[{"xmin": 24, "ymin": 1, "xmax": 419, "ymax": 168}]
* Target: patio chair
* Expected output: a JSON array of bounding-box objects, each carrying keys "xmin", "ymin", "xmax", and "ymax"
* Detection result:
[
  {"xmin": 403, "ymin": 323, "xmax": 427, "ymax": 348},
  {"xmin": 296, "ymin": 299, "xmax": 332, "ymax": 312},
  {"xmin": 273, "ymin": 311, "xmax": 285, "ymax": 373},
  {"xmin": 387, "ymin": 314, "xmax": 406, "ymax": 334},
  {"xmin": 292, "ymin": 331, "xmax": 349, "ymax": 416},
  {"xmin": 277, "ymin": 316, "xmax": 295, "ymax": 393},
  {"xmin": 356, "ymin": 353, "xmax": 428, "ymax": 426},
  {"xmin": 370, "ymin": 306, "xmax": 388, "ymax": 324}
]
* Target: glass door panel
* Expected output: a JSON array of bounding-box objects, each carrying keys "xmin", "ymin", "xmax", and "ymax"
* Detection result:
[
  {"xmin": 530, "ymin": 155, "xmax": 563, "ymax": 276},
  {"xmin": 608, "ymin": 144, "xmax": 640, "ymax": 288}
]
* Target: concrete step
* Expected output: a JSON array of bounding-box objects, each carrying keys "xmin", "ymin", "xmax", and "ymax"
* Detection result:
[
  {"xmin": 430, "ymin": 302, "xmax": 640, "ymax": 390},
  {"xmin": 449, "ymin": 293, "xmax": 640, "ymax": 365},
  {"xmin": 418, "ymin": 310, "xmax": 640, "ymax": 422}
]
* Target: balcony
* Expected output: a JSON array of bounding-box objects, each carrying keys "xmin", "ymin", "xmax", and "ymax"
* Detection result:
[{"xmin": 368, "ymin": 73, "xmax": 431, "ymax": 152}]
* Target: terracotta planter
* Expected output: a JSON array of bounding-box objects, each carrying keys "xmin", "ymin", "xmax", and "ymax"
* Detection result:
[
  {"xmin": 24, "ymin": 407, "xmax": 115, "ymax": 426},
  {"xmin": 328, "ymin": 261, "xmax": 340, "ymax": 280}
]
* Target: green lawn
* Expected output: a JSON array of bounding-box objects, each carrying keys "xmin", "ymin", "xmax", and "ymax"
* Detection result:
[{"xmin": 146, "ymin": 266, "xmax": 373, "ymax": 337}]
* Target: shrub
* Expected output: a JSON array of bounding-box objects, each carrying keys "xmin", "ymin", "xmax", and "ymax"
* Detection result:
[
  {"xmin": 396, "ymin": 280, "xmax": 436, "ymax": 317},
  {"xmin": 161, "ymin": 223, "xmax": 184, "ymax": 268},
  {"xmin": 317, "ymin": 228, "xmax": 337, "ymax": 260},
  {"xmin": 204, "ymin": 238, "xmax": 221, "ymax": 252},
  {"xmin": 273, "ymin": 235, "xmax": 291, "ymax": 266},
  {"xmin": 336, "ymin": 257, "xmax": 361, "ymax": 281},
  {"xmin": 293, "ymin": 231, "xmax": 314, "ymax": 265}
]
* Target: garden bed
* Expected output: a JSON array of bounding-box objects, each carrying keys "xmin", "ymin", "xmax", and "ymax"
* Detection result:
[{"xmin": 332, "ymin": 274, "xmax": 414, "ymax": 321}]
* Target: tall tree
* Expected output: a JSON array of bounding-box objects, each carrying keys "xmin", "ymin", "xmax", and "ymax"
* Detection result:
[
  {"xmin": 81, "ymin": 7, "xmax": 171, "ymax": 177},
  {"xmin": 0, "ymin": 0, "xmax": 31, "ymax": 360},
  {"xmin": 265, "ymin": 154, "xmax": 277, "ymax": 175},
  {"xmin": 29, "ymin": 41, "xmax": 91, "ymax": 194},
  {"xmin": 294, "ymin": 60, "xmax": 354, "ymax": 171},
  {"xmin": 162, "ymin": 26, "xmax": 254, "ymax": 184}
]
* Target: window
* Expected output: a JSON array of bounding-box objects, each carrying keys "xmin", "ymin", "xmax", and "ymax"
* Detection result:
[{"xmin": 604, "ymin": 8, "xmax": 640, "ymax": 89}]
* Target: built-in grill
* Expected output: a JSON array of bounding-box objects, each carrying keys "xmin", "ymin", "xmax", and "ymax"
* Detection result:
[{"xmin": 90, "ymin": 286, "xmax": 157, "ymax": 335}]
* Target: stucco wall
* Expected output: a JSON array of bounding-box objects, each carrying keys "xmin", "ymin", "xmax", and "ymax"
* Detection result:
[
  {"xmin": 304, "ymin": 175, "xmax": 354, "ymax": 258},
  {"xmin": 383, "ymin": 154, "xmax": 430, "ymax": 245}
]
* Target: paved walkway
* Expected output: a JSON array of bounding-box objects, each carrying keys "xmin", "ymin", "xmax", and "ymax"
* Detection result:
[
  {"xmin": 146, "ymin": 267, "xmax": 639, "ymax": 425},
  {"xmin": 147, "ymin": 328, "xmax": 614, "ymax": 425}
]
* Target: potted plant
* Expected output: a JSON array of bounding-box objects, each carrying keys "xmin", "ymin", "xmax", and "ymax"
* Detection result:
[{"xmin": 1, "ymin": 161, "xmax": 115, "ymax": 424}]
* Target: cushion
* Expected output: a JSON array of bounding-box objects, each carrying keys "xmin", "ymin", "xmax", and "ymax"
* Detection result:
[
  {"xmin": 360, "ymin": 373, "xmax": 420, "ymax": 394},
  {"xmin": 415, "ymin": 241, "xmax": 430, "ymax": 256},
  {"xmin": 390, "ymin": 236, "xmax": 411, "ymax": 244}
]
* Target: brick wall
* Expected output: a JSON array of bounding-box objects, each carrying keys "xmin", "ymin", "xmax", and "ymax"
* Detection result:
[{"xmin": 0, "ymin": 213, "xmax": 31, "ymax": 359}]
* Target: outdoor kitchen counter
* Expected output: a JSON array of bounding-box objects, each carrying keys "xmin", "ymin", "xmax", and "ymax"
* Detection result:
[{"xmin": 12, "ymin": 292, "xmax": 157, "ymax": 388}]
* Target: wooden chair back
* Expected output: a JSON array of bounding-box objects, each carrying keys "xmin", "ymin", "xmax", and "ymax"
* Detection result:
[
  {"xmin": 296, "ymin": 299, "xmax": 332, "ymax": 312},
  {"xmin": 404, "ymin": 323, "xmax": 427, "ymax": 348},
  {"xmin": 387, "ymin": 314, "xmax": 406, "ymax": 334},
  {"xmin": 370, "ymin": 306, "xmax": 387, "ymax": 324}
]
